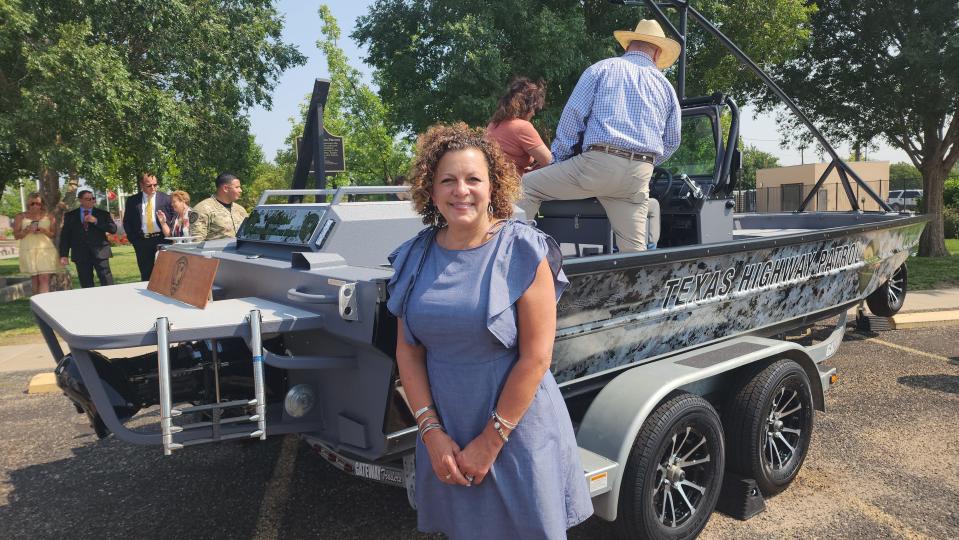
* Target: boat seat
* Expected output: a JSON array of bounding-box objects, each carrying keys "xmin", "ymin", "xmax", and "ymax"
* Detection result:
[{"xmin": 536, "ymin": 197, "xmax": 660, "ymax": 254}]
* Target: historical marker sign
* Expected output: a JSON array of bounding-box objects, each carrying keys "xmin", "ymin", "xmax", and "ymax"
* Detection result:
[
  {"xmin": 323, "ymin": 130, "xmax": 345, "ymax": 173},
  {"xmin": 296, "ymin": 129, "xmax": 345, "ymax": 174}
]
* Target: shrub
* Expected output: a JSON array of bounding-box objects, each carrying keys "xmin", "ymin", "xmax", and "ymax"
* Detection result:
[
  {"xmin": 944, "ymin": 207, "xmax": 959, "ymax": 240},
  {"xmin": 945, "ymin": 178, "xmax": 959, "ymax": 209},
  {"xmin": 107, "ymin": 233, "xmax": 130, "ymax": 246}
]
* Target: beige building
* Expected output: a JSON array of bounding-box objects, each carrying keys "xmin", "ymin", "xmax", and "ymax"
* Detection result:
[{"xmin": 756, "ymin": 161, "xmax": 889, "ymax": 212}]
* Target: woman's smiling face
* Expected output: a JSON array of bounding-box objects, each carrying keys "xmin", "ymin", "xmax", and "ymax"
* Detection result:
[{"xmin": 431, "ymin": 148, "xmax": 492, "ymax": 230}]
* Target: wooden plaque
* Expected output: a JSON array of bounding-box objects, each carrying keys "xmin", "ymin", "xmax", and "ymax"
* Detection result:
[{"xmin": 147, "ymin": 250, "xmax": 220, "ymax": 309}]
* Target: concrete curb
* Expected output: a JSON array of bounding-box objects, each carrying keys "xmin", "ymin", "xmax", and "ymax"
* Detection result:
[
  {"xmin": 27, "ymin": 372, "xmax": 59, "ymax": 394},
  {"xmin": 889, "ymin": 309, "xmax": 959, "ymax": 329}
]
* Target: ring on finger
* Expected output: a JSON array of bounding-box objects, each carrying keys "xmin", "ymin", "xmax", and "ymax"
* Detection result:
[
  {"xmin": 444, "ymin": 473, "xmax": 451, "ymax": 480},
  {"xmin": 464, "ymin": 474, "xmax": 474, "ymax": 484}
]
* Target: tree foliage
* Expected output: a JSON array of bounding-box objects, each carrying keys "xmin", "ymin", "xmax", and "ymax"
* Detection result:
[
  {"xmin": 352, "ymin": 0, "xmax": 815, "ymax": 136},
  {"xmin": 273, "ymin": 5, "xmax": 412, "ymax": 191},
  {"xmin": 763, "ymin": 0, "xmax": 959, "ymax": 257},
  {"xmin": 318, "ymin": 5, "xmax": 412, "ymax": 186},
  {"xmin": 0, "ymin": 0, "xmax": 304, "ymax": 208},
  {"xmin": 889, "ymin": 162, "xmax": 923, "ymax": 191},
  {"xmin": 740, "ymin": 145, "xmax": 781, "ymax": 190}
]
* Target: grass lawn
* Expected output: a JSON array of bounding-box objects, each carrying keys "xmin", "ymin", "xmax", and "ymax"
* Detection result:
[
  {"xmin": 0, "ymin": 245, "xmax": 141, "ymax": 341},
  {"xmin": 908, "ymin": 238, "xmax": 959, "ymax": 290}
]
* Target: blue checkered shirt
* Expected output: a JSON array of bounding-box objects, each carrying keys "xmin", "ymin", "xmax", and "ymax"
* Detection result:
[{"xmin": 552, "ymin": 51, "xmax": 681, "ymax": 164}]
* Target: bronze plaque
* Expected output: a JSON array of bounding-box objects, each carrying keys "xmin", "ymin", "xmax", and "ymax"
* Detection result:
[{"xmin": 147, "ymin": 251, "xmax": 219, "ymax": 309}]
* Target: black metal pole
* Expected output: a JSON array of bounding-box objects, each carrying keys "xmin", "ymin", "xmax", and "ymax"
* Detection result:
[
  {"xmin": 314, "ymin": 105, "xmax": 327, "ymax": 202},
  {"xmin": 838, "ymin": 161, "xmax": 891, "ymax": 211},
  {"xmin": 719, "ymin": 96, "xmax": 739, "ymax": 192},
  {"xmin": 622, "ymin": 0, "xmax": 891, "ymax": 211},
  {"xmin": 836, "ymin": 166, "xmax": 859, "ymax": 211},
  {"xmin": 797, "ymin": 160, "xmax": 836, "ymax": 212},
  {"xmin": 677, "ymin": 3, "xmax": 687, "ymax": 100}
]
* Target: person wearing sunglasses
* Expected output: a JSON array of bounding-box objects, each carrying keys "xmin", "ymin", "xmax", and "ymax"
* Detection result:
[
  {"xmin": 123, "ymin": 172, "xmax": 174, "ymax": 280},
  {"xmin": 12, "ymin": 193, "xmax": 59, "ymax": 294}
]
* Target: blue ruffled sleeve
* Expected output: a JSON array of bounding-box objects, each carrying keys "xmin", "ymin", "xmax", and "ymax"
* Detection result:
[
  {"xmin": 386, "ymin": 227, "xmax": 435, "ymax": 345},
  {"xmin": 486, "ymin": 221, "xmax": 569, "ymax": 349}
]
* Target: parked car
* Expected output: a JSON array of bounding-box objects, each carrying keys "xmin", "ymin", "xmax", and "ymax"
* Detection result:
[{"xmin": 887, "ymin": 189, "xmax": 922, "ymax": 211}]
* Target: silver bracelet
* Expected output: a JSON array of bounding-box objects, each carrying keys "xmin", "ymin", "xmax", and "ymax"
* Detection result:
[
  {"xmin": 491, "ymin": 409, "xmax": 518, "ymax": 430},
  {"xmin": 413, "ymin": 404, "xmax": 434, "ymax": 421},
  {"xmin": 492, "ymin": 422, "xmax": 509, "ymax": 443},
  {"xmin": 419, "ymin": 422, "xmax": 445, "ymax": 439},
  {"xmin": 417, "ymin": 414, "xmax": 437, "ymax": 429}
]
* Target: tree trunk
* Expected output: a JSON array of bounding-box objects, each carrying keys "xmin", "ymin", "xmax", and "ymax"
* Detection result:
[
  {"xmin": 39, "ymin": 167, "xmax": 60, "ymax": 210},
  {"xmin": 918, "ymin": 166, "xmax": 948, "ymax": 257},
  {"xmin": 51, "ymin": 170, "xmax": 80, "ymax": 246}
]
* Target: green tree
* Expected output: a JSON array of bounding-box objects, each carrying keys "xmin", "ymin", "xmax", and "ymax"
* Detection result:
[
  {"xmin": 272, "ymin": 5, "xmax": 412, "ymax": 193},
  {"xmin": 889, "ymin": 162, "xmax": 923, "ymax": 192},
  {"xmin": 740, "ymin": 145, "xmax": 780, "ymax": 190},
  {"xmin": 352, "ymin": 0, "xmax": 815, "ymax": 136},
  {"xmin": 0, "ymin": 1, "xmax": 304, "ymax": 215},
  {"xmin": 763, "ymin": 1, "xmax": 959, "ymax": 257}
]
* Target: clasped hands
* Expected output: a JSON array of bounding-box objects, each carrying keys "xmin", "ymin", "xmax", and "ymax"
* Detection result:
[{"xmin": 423, "ymin": 426, "xmax": 503, "ymax": 487}]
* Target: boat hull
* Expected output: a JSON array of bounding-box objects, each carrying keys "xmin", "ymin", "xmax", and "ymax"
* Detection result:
[{"xmin": 552, "ymin": 216, "xmax": 926, "ymax": 386}]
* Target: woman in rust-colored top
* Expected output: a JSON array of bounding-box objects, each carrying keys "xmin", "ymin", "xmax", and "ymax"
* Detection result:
[{"xmin": 485, "ymin": 77, "xmax": 552, "ymax": 175}]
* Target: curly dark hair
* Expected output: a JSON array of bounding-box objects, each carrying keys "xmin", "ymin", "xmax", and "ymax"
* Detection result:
[
  {"xmin": 408, "ymin": 122, "xmax": 521, "ymax": 227},
  {"xmin": 489, "ymin": 77, "xmax": 546, "ymax": 126}
]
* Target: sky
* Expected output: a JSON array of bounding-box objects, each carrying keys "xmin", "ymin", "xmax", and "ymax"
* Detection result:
[{"xmin": 247, "ymin": 1, "xmax": 910, "ymax": 167}]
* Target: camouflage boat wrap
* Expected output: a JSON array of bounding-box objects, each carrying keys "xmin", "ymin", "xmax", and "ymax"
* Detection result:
[{"xmin": 551, "ymin": 218, "xmax": 926, "ymax": 385}]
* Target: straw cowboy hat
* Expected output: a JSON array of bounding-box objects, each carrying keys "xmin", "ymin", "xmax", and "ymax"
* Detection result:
[{"xmin": 613, "ymin": 19, "xmax": 681, "ymax": 69}]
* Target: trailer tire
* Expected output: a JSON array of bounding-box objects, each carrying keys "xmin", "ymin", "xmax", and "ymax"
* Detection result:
[
  {"xmin": 724, "ymin": 359, "xmax": 813, "ymax": 496},
  {"xmin": 866, "ymin": 263, "xmax": 907, "ymax": 317},
  {"xmin": 616, "ymin": 392, "xmax": 724, "ymax": 540}
]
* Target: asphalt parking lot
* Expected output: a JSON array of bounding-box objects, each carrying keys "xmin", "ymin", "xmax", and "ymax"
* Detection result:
[{"xmin": 1, "ymin": 324, "xmax": 957, "ymax": 539}]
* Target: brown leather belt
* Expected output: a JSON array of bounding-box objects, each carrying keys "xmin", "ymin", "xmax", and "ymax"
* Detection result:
[{"xmin": 586, "ymin": 144, "xmax": 655, "ymax": 164}]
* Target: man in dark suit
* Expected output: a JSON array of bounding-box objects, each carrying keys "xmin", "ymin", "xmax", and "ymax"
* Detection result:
[
  {"xmin": 59, "ymin": 190, "xmax": 117, "ymax": 288},
  {"xmin": 123, "ymin": 172, "xmax": 173, "ymax": 281}
]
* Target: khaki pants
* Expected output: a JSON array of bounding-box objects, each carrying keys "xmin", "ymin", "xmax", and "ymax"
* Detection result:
[{"xmin": 518, "ymin": 151, "xmax": 652, "ymax": 253}]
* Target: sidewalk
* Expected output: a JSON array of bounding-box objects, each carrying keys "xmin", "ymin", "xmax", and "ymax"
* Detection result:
[
  {"xmin": 4, "ymin": 287, "xmax": 959, "ymax": 375},
  {"xmin": 0, "ymin": 340, "xmax": 154, "ymax": 374}
]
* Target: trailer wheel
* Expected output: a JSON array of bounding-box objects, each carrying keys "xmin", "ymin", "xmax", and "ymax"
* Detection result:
[
  {"xmin": 725, "ymin": 359, "xmax": 813, "ymax": 496},
  {"xmin": 616, "ymin": 392, "xmax": 724, "ymax": 540},
  {"xmin": 866, "ymin": 263, "xmax": 907, "ymax": 317}
]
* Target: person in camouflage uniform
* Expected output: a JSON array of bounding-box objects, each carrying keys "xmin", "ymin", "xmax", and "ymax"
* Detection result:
[{"xmin": 191, "ymin": 172, "xmax": 249, "ymax": 241}]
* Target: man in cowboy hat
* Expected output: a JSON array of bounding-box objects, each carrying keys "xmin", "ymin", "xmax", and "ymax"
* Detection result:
[{"xmin": 517, "ymin": 19, "xmax": 681, "ymax": 252}]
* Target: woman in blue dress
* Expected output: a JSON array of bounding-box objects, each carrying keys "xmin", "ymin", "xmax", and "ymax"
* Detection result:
[{"xmin": 387, "ymin": 123, "xmax": 592, "ymax": 539}]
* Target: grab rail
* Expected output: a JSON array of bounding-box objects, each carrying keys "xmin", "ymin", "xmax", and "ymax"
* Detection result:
[{"xmin": 257, "ymin": 186, "xmax": 410, "ymax": 206}]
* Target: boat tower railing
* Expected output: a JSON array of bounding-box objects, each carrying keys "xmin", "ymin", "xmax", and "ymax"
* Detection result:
[{"xmin": 614, "ymin": 0, "xmax": 892, "ymax": 212}]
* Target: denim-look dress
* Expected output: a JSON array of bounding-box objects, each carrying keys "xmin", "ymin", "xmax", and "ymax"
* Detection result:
[{"xmin": 387, "ymin": 220, "xmax": 593, "ymax": 540}]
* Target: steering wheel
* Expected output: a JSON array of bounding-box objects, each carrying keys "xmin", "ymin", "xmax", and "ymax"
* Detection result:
[{"xmin": 650, "ymin": 166, "xmax": 674, "ymax": 200}]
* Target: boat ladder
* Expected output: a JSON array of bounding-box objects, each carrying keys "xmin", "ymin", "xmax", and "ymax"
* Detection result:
[{"xmin": 155, "ymin": 309, "xmax": 268, "ymax": 455}]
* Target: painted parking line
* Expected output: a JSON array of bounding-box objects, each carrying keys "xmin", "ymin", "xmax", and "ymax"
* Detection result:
[
  {"xmin": 847, "ymin": 496, "xmax": 935, "ymax": 540},
  {"xmin": 803, "ymin": 464, "xmax": 935, "ymax": 540},
  {"xmin": 866, "ymin": 337, "xmax": 954, "ymax": 363}
]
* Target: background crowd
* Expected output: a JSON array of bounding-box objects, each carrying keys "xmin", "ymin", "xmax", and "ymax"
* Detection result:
[{"xmin": 8, "ymin": 172, "xmax": 247, "ymax": 290}]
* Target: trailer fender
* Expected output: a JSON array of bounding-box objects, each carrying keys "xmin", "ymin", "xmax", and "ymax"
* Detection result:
[{"xmin": 576, "ymin": 333, "xmax": 834, "ymax": 521}]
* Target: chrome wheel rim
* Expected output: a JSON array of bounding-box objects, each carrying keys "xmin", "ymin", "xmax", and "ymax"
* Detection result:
[
  {"xmin": 763, "ymin": 386, "xmax": 805, "ymax": 471},
  {"xmin": 887, "ymin": 268, "xmax": 905, "ymax": 307},
  {"xmin": 653, "ymin": 426, "xmax": 712, "ymax": 528}
]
